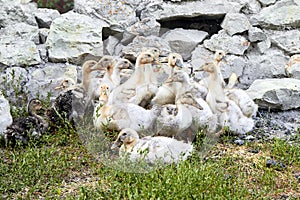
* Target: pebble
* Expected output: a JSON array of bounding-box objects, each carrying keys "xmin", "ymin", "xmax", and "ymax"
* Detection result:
[
  {"xmin": 266, "ymin": 159, "xmax": 286, "ymax": 169},
  {"xmin": 234, "ymin": 139, "xmax": 245, "ymax": 146}
]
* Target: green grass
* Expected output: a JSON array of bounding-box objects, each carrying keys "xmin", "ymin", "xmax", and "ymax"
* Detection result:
[{"xmin": 1, "ymin": 128, "xmax": 300, "ymax": 199}]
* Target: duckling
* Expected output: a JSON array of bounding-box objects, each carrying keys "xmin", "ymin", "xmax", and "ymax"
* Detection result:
[
  {"xmin": 5, "ymin": 99, "xmax": 48, "ymax": 145},
  {"xmin": 224, "ymin": 73, "xmax": 258, "ymax": 118},
  {"xmin": 111, "ymin": 128, "xmax": 193, "ymax": 164},
  {"xmin": 55, "ymin": 77, "xmax": 77, "ymax": 92},
  {"xmin": 107, "ymin": 52, "xmax": 157, "ymax": 105},
  {"xmin": 80, "ymin": 60, "xmax": 102, "ymax": 93},
  {"xmin": 155, "ymin": 103, "xmax": 193, "ymax": 140},
  {"xmin": 94, "ymin": 103, "xmax": 161, "ymax": 134},
  {"xmin": 151, "ymin": 70, "xmax": 190, "ymax": 106}
]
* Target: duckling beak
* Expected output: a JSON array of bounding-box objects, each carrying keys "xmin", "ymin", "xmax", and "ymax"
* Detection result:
[
  {"xmin": 175, "ymin": 59, "xmax": 183, "ymax": 68},
  {"xmin": 111, "ymin": 140, "xmax": 122, "ymax": 150},
  {"xmin": 158, "ymin": 56, "xmax": 168, "ymax": 63}
]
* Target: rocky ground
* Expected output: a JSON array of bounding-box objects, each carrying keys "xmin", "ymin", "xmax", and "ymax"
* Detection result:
[{"xmin": 0, "ymin": 0, "xmax": 299, "ymax": 142}]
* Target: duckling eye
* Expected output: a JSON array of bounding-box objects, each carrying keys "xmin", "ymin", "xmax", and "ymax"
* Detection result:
[
  {"xmin": 153, "ymin": 49, "xmax": 158, "ymax": 52},
  {"xmin": 147, "ymin": 54, "xmax": 151, "ymax": 57},
  {"xmin": 124, "ymin": 61, "xmax": 128, "ymax": 64},
  {"xmin": 172, "ymin": 56, "xmax": 176, "ymax": 59},
  {"xmin": 122, "ymin": 132, "xmax": 127, "ymax": 136}
]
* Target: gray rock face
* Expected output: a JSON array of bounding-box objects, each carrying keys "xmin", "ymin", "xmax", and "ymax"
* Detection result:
[
  {"xmin": 257, "ymin": 37, "xmax": 271, "ymax": 53},
  {"xmin": 0, "ymin": 22, "xmax": 39, "ymax": 44},
  {"xmin": 0, "ymin": 40, "xmax": 41, "ymax": 66},
  {"xmin": 122, "ymin": 17, "xmax": 161, "ymax": 45},
  {"xmin": 240, "ymin": 48, "xmax": 288, "ymax": 87},
  {"xmin": 219, "ymin": 55, "xmax": 246, "ymax": 79},
  {"xmin": 248, "ymin": 27, "xmax": 267, "ymax": 42},
  {"xmin": 34, "ymin": 8, "xmax": 60, "ymax": 28},
  {"xmin": 103, "ymin": 35, "xmax": 121, "ymax": 56},
  {"xmin": 257, "ymin": 0, "xmax": 277, "ymax": 6},
  {"xmin": 221, "ymin": 13, "xmax": 251, "ymax": 36},
  {"xmin": 162, "ymin": 28, "xmax": 208, "ymax": 60},
  {"xmin": 141, "ymin": 0, "xmax": 243, "ymax": 20},
  {"xmin": 203, "ymin": 30, "xmax": 250, "ymax": 55},
  {"xmin": 46, "ymin": 11, "xmax": 109, "ymax": 65},
  {"xmin": 39, "ymin": 28, "xmax": 50, "ymax": 44},
  {"xmin": 247, "ymin": 78, "xmax": 300, "ymax": 110},
  {"xmin": 74, "ymin": 0, "xmax": 137, "ymax": 29},
  {"xmin": 0, "ymin": 1, "xmax": 37, "ymax": 27},
  {"xmin": 0, "ymin": 93, "xmax": 12, "ymax": 136},
  {"xmin": 121, "ymin": 35, "xmax": 171, "ymax": 61},
  {"xmin": 252, "ymin": 4, "xmax": 300, "ymax": 29},
  {"xmin": 266, "ymin": 29, "xmax": 300, "ymax": 54}
]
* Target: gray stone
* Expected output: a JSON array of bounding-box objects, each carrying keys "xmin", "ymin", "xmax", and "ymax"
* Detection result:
[
  {"xmin": 36, "ymin": 44, "xmax": 48, "ymax": 62},
  {"xmin": 0, "ymin": 1, "xmax": 37, "ymax": 27},
  {"xmin": 122, "ymin": 17, "xmax": 161, "ymax": 44},
  {"xmin": 247, "ymin": 78, "xmax": 300, "ymax": 110},
  {"xmin": 0, "ymin": 40, "xmax": 41, "ymax": 66},
  {"xmin": 74, "ymin": 0, "xmax": 137, "ymax": 29},
  {"xmin": 191, "ymin": 45, "xmax": 214, "ymax": 70},
  {"xmin": 257, "ymin": 37, "xmax": 271, "ymax": 53},
  {"xmin": 257, "ymin": 0, "xmax": 277, "ymax": 6},
  {"xmin": 266, "ymin": 29, "xmax": 300, "ymax": 54},
  {"xmin": 121, "ymin": 35, "xmax": 171, "ymax": 61},
  {"xmin": 252, "ymin": 4, "xmax": 300, "ymax": 29},
  {"xmin": 219, "ymin": 55, "xmax": 246, "ymax": 79},
  {"xmin": 234, "ymin": 139, "xmax": 245, "ymax": 145},
  {"xmin": 0, "ymin": 92, "xmax": 12, "ymax": 136},
  {"xmin": 103, "ymin": 35, "xmax": 121, "ymax": 56},
  {"xmin": 248, "ymin": 27, "xmax": 267, "ymax": 42},
  {"xmin": 162, "ymin": 28, "xmax": 208, "ymax": 60},
  {"xmin": 0, "ymin": 22, "xmax": 39, "ymax": 44},
  {"xmin": 39, "ymin": 28, "xmax": 49, "ymax": 44},
  {"xmin": 285, "ymin": 55, "xmax": 300, "ymax": 79},
  {"xmin": 46, "ymin": 11, "xmax": 109, "ymax": 65},
  {"xmin": 221, "ymin": 13, "xmax": 251, "ymax": 36},
  {"xmin": 34, "ymin": 8, "xmax": 60, "ymax": 28},
  {"xmin": 239, "ymin": 48, "xmax": 288, "ymax": 88},
  {"xmin": 203, "ymin": 30, "xmax": 250, "ymax": 55},
  {"xmin": 240, "ymin": 0, "xmax": 261, "ymax": 15},
  {"xmin": 141, "ymin": 0, "xmax": 243, "ymax": 20}
]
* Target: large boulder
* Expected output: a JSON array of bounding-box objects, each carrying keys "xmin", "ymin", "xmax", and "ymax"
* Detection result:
[
  {"xmin": 0, "ymin": 93, "xmax": 12, "ymax": 137},
  {"xmin": 265, "ymin": 29, "xmax": 300, "ymax": 54},
  {"xmin": 203, "ymin": 30, "xmax": 250, "ymax": 55},
  {"xmin": 46, "ymin": 11, "xmax": 109, "ymax": 65},
  {"xmin": 141, "ymin": 0, "xmax": 243, "ymax": 20},
  {"xmin": 247, "ymin": 78, "xmax": 300, "ymax": 110},
  {"xmin": 162, "ymin": 28, "xmax": 208, "ymax": 60},
  {"xmin": 239, "ymin": 48, "xmax": 288, "ymax": 88},
  {"xmin": 221, "ymin": 13, "xmax": 251, "ymax": 36},
  {"xmin": 0, "ymin": 40, "xmax": 41, "ymax": 66},
  {"xmin": 252, "ymin": 3, "xmax": 300, "ymax": 29}
]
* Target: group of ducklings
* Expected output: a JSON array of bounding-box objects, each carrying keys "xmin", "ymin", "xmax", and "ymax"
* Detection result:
[{"xmin": 4, "ymin": 48, "xmax": 258, "ymax": 164}]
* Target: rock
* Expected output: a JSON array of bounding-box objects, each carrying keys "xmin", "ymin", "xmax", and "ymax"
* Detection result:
[
  {"xmin": 74, "ymin": 0, "xmax": 137, "ymax": 29},
  {"xmin": 266, "ymin": 159, "xmax": 286, "ymax": 169},
  {"xmin": 203, "ymin": 30, "xmax": 250, "ymax": 55},
  {"xmin": 248, "ymin": 27, "xmax": 267, "ymax": 42},
  {"xmin": 46, "ymin": 11, "xmax": 109, "ymax": 65},
  {"xmin": 240, "ymin": 48, "xmax": 288, "ymax": 88},
  {"xmin": 161, "ymin": 28, "xmax": 208, "ymax": 60},
  {"xmin": 0, "ymin": 1, "xmax": 37, "ymax": 27},
  {"xmin": 247, "ymin": 78, "xmax": 300, "ymax": 110},
  {"xmin": 34, "ymin": 8, "xmax": 60, "ymax": 28},
  {"xmin": 257, "ymin": 37, "xmax": 271, "ymax": 53},
  {"xmin": 39, "ymin": 28, "xmax": 49, "ymax": 44},
  {"xmin": 257, "ymin": 0, "xmax": 277, "ymax": 6},
  {"xmin": 240, "ymin": 0, "xmax": 261, "ymax": 15},
  {"xmin": 141, "ymin": 0, "xmax": 243, "ymax": 20},
  {"xmin": 221, "ymin": 13, "xmax": 251, "ymax": 36},
  {"xmin": 0, "ymin": 40, "xmax": 41, "ymax": 66},
  {"xmin": 0, "ymin": 22, "xmax": 39, "ymax": 44},
  {"xmin": 219, "ymin": 55, "xmax": 246, "ymax": 79},
  {"xmin": 121, "ymin": 35, "xmax": 171, "ymax": 61},
  {"xmin": 103, "ymin": 35, "xmax": 121, "ymax": 56},
  {"xmin": 190, "ymin": 45, "xmax": 214, "ymax": 70},
  {"xmin": 234, "ymin": 139, "xmax": 245, "ymax": 145},
  {"xmin": 265, "ymin": 29, "xmax": 300, "ymax": 54},
  {"xmin": 248, "ymin": 149, "xmax": 259, "ymax": 154},
  {"xmin": 122, "ymin": 17, "xmax": 161, "ymax": 45},
  {"xmin": 0, "ymin": 93, "xmax": 12, "ymax": 137},
  {"xmin": 252, "ymin": 4, "xmax": 300, "ymax": 29},
  {"xmin": 245, "ymin": 135, "xmax": 255, "ymax": 141},
  {"xmin": 285, "ymin": 54, "xmax": 300, "ymax": 79}
]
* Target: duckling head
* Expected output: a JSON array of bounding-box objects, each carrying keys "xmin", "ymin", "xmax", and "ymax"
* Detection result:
[
  {"xmin": 168, "ymin": 53, "xmax": 184, "ymax": 70},
  {"xmin": 227, "ymin": 73, "xmax": 239, "ymax": 89},
  {"xmin": 111, "ymin": 128, "xmax": 139, "ymax": 151},
  {"xmin": 27, "ymin": 99, "xmax": 43, "ymax": 115},
  {"xmin": 98, "ymin": 84, "xmax": 110, "ymax": 104},
  {"xmin": 96, "ymin": 55, "xmax": 116, "ymax": 70},
  {"xmin": 116, "ymin": 58, "xmax": 133, "ymax": 70},
  {"xmin": 143, "ymin": 47, "xmax": 161, "ymax": 60},
  {"xmin": 196, "ymin": 62, "xmax": 214, "ymax": 73},
  {"xmin": 136, "ymin": 52, "xmax": 156, "ymax": 66},
  {"xmin": 214, "ymin": 50, "xmax": 227, "ymax": 63},
  {"xmin": 55, "ymin": 77, "xmax": 76, "ymax": 90},
  {"xmin": 166, "ymin": 70, "xmax": 190, "ymax": 84},
  {"xmin": 82, "ymin": 60, "xmax": 99, "ymax": 73}
]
